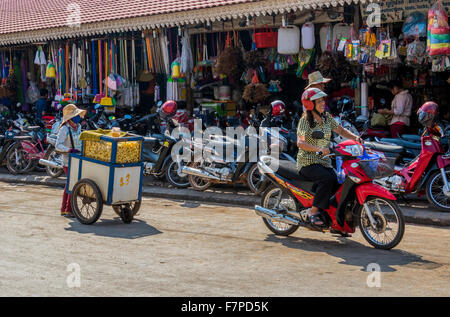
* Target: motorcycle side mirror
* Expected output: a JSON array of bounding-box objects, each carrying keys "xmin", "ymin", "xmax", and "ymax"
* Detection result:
[{"xmin": 311, "ymin": 130, "xmax": 325, "ymax": 140}]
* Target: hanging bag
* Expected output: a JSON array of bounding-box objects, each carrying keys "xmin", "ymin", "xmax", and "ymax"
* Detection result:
[
  {"xmin": 254, "ymin": 25, "xmax": 278, "ymax": 48},
  {"xmin": 46, "ymin": 61, "xmax": 56, "ymax": 78},
  {"xmin": 428, "ymin": 1, "xmax": 450, "ymax": 56}
]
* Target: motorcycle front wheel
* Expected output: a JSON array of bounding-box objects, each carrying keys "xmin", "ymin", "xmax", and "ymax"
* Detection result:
[
  {"xmin": 357, "ymin": 197, "xmax": 405, "ymax": 250},
  {"xmin": 261, "ymin": 186, "xmax": 299, "ymax": 236},
  {"xmin": 426, "ymin": 168, "xmax": 450, "ymax": 212},
  {"xmin": 165, "ymin": 159, "xmax": 190, "ymax": 188}
]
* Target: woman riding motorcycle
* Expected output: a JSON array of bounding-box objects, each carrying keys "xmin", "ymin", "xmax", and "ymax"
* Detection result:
[{"xmin": 297, "ymin": 88, "xmax": 363, "ymax": 227}]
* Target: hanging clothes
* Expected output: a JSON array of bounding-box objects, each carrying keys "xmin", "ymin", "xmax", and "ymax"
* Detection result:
[
  {"xmin": 160, "ymin": 33, "xmax": 170, "ymax": 75},
  {"xmin": 181, "ymin": 32, "xmax": 194, "ymax": 74},
  {"xmin": 34, "ymin": 46, "xmax": 47, "ymax": 82}
]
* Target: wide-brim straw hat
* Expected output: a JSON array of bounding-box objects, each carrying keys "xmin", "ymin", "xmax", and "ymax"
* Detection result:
[
  {"xmin": 61, "ymin": 104, "xmax": 86, "ymax": 127},
  {"xmin": 306, "ymin": 71, "xmax": 331, "ymax": 89}
]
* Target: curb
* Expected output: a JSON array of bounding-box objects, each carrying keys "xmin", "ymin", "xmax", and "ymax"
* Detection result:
[{"xmin": 1, "ymin": 173, "xmax": 449, "ymax": 227}]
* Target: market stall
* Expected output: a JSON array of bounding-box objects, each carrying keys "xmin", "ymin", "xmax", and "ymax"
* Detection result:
[{"xmin": 0, "ymin": 0, "xmax": 448, "ymax": 137}]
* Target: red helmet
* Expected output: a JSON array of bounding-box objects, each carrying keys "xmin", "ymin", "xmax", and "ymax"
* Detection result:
[
  {"xmin": 417, "ymin": 101, "xmax": 438, "ymax": 127},
  {"xmin": 271, "ymin": 100, "xmax": 286, "ymax": 117},
  {"xmin": 160, "ymin": 100, "xmax": 177, "ymax": 119},
  {"xmin": 301, "ymin": 88, "xmax": 327, "ymax": 111}
]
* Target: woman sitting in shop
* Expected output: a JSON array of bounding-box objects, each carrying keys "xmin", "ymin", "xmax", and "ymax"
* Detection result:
[
  {"xmin": 377, "ymin": 80, "xmax": 413, "ymax": 138},
  {"xmin": 297, "ymin": 88, "xmax": 362, "ymax": 228},
  {"xmin": 56, "ymin": 104, "xmax": 85, "ymax": 217}
]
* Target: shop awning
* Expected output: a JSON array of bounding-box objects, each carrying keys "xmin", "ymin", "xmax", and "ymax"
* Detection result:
[{"xmin": 0, "ymin": 0, "xmax": 376, "ymax": 46}]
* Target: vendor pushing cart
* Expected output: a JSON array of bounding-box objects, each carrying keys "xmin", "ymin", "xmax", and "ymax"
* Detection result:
[{"xmin": 67, "ymin": 129, "xmax": 144, "ymax": 224}]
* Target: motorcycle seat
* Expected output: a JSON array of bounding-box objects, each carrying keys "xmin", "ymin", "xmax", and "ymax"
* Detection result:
[
  {"xmin": 207, "ymin": 135, "xmax": 241, "ymax": 147},
  {"xmin": 143, "ymin": 137, "xmax": 161, "ymax": 151},
  {"xmin": 144, "ymin": 136, "xmax": 159, "ymax": 143},
  {"xmin": 364, "ymin": 141, "xmax": 404, "ymax": 153},
  {"xmin": 276, "ymin": 160, "xmax": 316, "ymax": 194},
  {"xmin": 24, "ymin": 126, "xmax": 41, "ymax": 132},
  {"xmin": 13, "ymin": 135, "xmax": 33, "ymax": 141},
  {"xmin": 401, "ymin": 134, "xmax": 421, "ymax": 143},
  {"xmin": 379, "ymin": 138, "xmax": 421, "ymax": 150}
]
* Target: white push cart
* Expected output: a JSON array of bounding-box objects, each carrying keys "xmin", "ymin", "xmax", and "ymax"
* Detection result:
[{"xmin": 67, "ymin": 131, "xmax": 144, "ymax": 224}]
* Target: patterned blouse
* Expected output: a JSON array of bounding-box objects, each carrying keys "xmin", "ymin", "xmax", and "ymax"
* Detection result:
[
  {"xmin": 56, "ymin": 124, "xmax": 82, "ymax": 167},
  {"xmin": 296, "ymin": 112, "xmax": 339, "ymax": 170}
]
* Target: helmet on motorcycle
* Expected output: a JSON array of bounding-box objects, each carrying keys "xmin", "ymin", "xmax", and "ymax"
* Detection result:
[
  {"xmin": 417, "ymin": 101, "xmax": 438, "ymax": 127},
  {"xmin": 271, "ymin": 100, "xmax": 286, "ymax": 117},
  {"xmin": 160, "ymin": 100, "xmax": 177, "ymax": 120},
  {"xmin": 301, "ymin": 88, "xmax": 327, "ymax": 111}
]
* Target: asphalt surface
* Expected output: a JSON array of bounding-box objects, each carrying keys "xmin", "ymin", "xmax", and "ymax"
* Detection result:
[
  {"xmin": 1, "ymin": 168, "xmax": 449, "ymax": 227},
  {"xmin": 0, "ymin": 183, "xmax": 449, "ymax": 296}
]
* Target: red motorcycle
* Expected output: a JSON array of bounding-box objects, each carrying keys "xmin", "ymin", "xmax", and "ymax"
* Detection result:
[
  {"xmin": 374, "ymin": 125, "xmax": 450, "ymax": 212},
  {"xmin": 255, "ymin": 132, "xmax": 405, "ymax": 250}
]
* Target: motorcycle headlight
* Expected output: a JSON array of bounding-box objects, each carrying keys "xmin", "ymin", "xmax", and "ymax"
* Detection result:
[{"xmin": 344, "ymin": 144, "xmax": 364, "ymax": 157}]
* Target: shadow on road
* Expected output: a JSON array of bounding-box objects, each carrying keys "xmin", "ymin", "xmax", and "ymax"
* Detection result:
[
  {"xmin": 264, "ymin": 234, "xmax": 442, "ymax": 272},
  {"xmin": 65, "ymin": 218, "xmax": 162, "ymax": 239}
]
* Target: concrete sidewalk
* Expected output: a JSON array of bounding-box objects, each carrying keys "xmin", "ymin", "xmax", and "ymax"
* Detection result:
[{"xmin": 1, "ymin": 172, "xmax": 449, "ymax": 227}]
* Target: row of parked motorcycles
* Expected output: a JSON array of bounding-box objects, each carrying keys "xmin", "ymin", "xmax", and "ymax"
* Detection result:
[
  {"xmin": 1, "ymin": 97, "xmax": 449, "ymax": 250},
  {"xmin": 2, "ymin": 97, "xmax": 449, "ymax": 213}
]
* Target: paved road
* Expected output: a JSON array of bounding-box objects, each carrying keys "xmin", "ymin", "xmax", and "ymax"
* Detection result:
[{"xmin": 0, "ymin": 182, "xmax": 449, "ymax": 296}]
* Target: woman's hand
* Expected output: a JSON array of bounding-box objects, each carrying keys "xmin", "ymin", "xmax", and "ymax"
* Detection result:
[
  {"xmin": 319, "ymin": 147, "xmax": 331, "ymax": 156},
  {"xmin": 355, "ymin": 136, "xmax": 364, "ymax": 144}
]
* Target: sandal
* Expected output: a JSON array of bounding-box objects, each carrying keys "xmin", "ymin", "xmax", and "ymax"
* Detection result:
[
  {"xmin": 310, "ymin": 214, "xmax": 325, "ymax": 227},
  {"xmin": 331, "ymin": 228, "xmax": 352, "ymax": 237}
]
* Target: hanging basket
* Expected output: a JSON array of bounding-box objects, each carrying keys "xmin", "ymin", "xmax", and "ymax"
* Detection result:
[{"xmin": 254, "ymin": 26, "xmax": 278, "ymax": 49}]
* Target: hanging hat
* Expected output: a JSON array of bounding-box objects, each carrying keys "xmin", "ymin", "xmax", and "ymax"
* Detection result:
[
  {"xmin": 305, "ymin": 71, "xmax": 331, "ymax": 89},
  {"xmin": 60, "ymin": 104, "xmax": 86, "ymax": 127}
]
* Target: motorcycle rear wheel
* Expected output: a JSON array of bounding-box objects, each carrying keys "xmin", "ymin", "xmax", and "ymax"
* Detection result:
[
  {"xmin": 426, "ymin": 168, "xmax": 450, "ymax": 212},
  {"xmin": 261, "ymin": 186, "xmax": 300, "ymax": 236},
  {"xmin": 247, "ymin": 163, "xmax": 264, "ymax": 195},
  {"xmin": 188, "ymin": 162, "xmax": 213, "ymax": 191},
  {"xmin": 357, "ymin": 197, "xmax": 405, "ymax": 250},
  {"xmin": 43, "ymin": 147, "xmax": 64, "ymax": 178},
  {"xmin": 6, "ymin": 143, "xmax": 33, "ymax": 174}
]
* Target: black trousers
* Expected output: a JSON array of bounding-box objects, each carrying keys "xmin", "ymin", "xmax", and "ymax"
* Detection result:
[{"xmin": 299, "ymin": 164, "xmax": 338, "ymax": 210}]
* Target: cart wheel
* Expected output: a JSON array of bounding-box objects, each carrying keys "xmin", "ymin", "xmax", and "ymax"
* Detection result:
[
  {"xmin": 71, "ymin": 179, "xmax": 103, "ymax": 225},
  {"xmin": 112, "ymin": 200, "xmax": 141, "ymax": 217}
]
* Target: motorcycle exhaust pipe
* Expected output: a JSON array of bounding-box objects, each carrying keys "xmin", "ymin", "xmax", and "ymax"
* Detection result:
[
  {"xmin": 255, "ymin": 205, "xmax": 300, "ymax": 226},
  {"xmin": 39, "ymin": 159, "xmax": 63, "ymax": 170},
  {"xmin": 181, "ymin": 166, "xmax": 221, "ymax": 181}
]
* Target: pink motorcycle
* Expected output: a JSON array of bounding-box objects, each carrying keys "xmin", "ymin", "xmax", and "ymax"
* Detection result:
[{"xmin": 6, "ymin": 126, "xmax": 47, "ymax": 174}]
